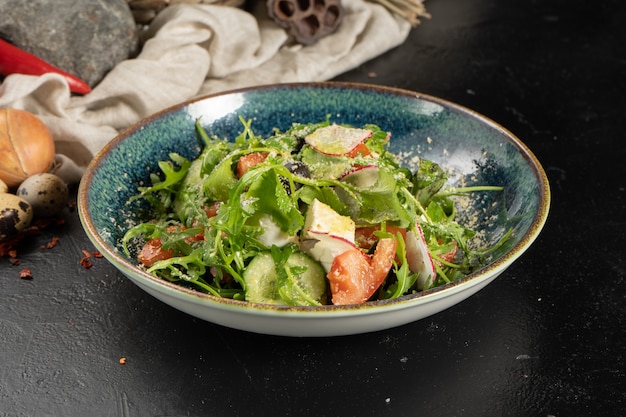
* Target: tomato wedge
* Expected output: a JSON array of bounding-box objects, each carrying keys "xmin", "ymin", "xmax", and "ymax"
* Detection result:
[
  {"xmin": 327, "ymin": 248, "xmax": 371, "ymax": 305},
  {"xmin": 236, "ymin": 152, "xmax": 268, "ymax": 178},
  {"xmin": 346, "ymin": 142, "xmax": 372, "ymax": 158},
  {"xmin": 138, "ymin": 238, "xmax": 173, "ymax": 267},
  {"xmin": 327, "ymin": 237, "xmax": 398, "ymax": 305},
  {"xmin": 437, "ymin": 241, "xmax": 458, "ymax": 264},
  {"xmin": 370, "ymin": 238, "xmax": 397, "ymax": 282},
  {"xmin": 203, "ymin": 201, "xmax": 221, "ymax": 218}
]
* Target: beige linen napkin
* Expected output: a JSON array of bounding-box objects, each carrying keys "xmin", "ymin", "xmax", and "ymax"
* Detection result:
[{"xmin": 0, "ymin": 0, "xmax": 413, "ymax": 184}]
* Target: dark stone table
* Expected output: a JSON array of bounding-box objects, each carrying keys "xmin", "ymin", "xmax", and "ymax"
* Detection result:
[{"xmin": 1, "ymin": 0, "xmax": 624, "ymax": 415}]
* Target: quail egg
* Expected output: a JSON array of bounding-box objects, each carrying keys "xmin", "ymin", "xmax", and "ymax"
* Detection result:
[
  {"xmin": 16, "ymin": 173, "xmax": 69, "ymax": 217},
  {"xmin": 0, "ymin": 193, "xmax": 33, "ymax": 241}
]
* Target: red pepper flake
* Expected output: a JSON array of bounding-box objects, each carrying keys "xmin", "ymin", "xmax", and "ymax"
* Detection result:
[
  {"xmin": 78, "ymin": 249, "xmax": 103, "ymax": 268},
  {"xmin": 80, "ymin": 250, "xmax": 93, "ymax": 269},
  {"xmin": 0, "ymin": 227, "xmax": 40, "ymax": 256},
  {"xmin": 7, "ymin": 249, "xmax": 20, "ymax": 265},
  {"xmin": 80, "ymin": 258, "xmax": 93, "ymax": 269},
  {"xmin": 19, "ymin": 268, "xmax": 33, "ymax": 280},
  {"xmin": 119, "ymin": 357, "xmax": 127, "ymax": 365},
  {"xmin": 1, "ymin": 216, "xmax": 66, "ymax": 257},
  {"xmin": 45, "ymin": 236, "xmax": 61, "ymax": 249}
]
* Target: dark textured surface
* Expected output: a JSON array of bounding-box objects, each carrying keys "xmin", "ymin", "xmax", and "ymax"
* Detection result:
[
  {"xmin": 1, "ymin": 0, "xmax": 625, "ymax": 415},
  {"xmin": 0, "ymin": 0, "xmax": 137, "ymax": 87}
]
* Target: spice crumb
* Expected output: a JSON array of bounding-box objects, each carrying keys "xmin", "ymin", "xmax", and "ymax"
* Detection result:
[
  {"xmin": 80, "ymin": 257, "xmax": 93, "ymax": 269},
  {"xmin": 19, "ymin": 268, "xmax": 33, "ymax": 280},
  {"xmin": 44, "ymin": 236, "xmax": 61, "ymax": 249},
  {"xmin": 80, "ymin": 250, "xmax": 93, "ymax": 269}
]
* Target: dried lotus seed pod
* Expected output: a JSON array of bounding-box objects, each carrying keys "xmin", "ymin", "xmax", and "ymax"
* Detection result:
[{"xmin": 267, "ymin": 0, "xmax": 344, "ymax": 45}]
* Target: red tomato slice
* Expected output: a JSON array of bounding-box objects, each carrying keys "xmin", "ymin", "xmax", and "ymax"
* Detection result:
[
  {"xmin": 236, "ymin": 152, "xmax": 268, "ymax": 178},
  {"xmin": 437, "ymin": 241, "xmax": 458, "ymax": 264},
  {"xmin": 370, "ymin": 238, "xmax": 397, "ymax": 282},
  {"xmin": 355, "ymin": 226, "xmax": 379, "ymax": 250},
  {"xmin": 203, "ymin": 201, "xmax": 221, "ymax": 218},
  {"xmin": 327, "ymin": 237, "xmax": 398, "ymax": 305},
  {"xmin": 327, "ymin": 248, "xmax": 372, "ymax": 305},
  {"xmin": 346, "ymin": 143, "xmax": 372, "ymax": 158},
  {"xmin": 138, "ymin": 238, "xmax": 173, "ymax": 267}
]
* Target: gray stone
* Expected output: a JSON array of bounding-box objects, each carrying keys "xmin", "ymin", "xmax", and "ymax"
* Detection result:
[{"xmin": 0, "ymin": 0, "xmax": 138, "ymax": 88}]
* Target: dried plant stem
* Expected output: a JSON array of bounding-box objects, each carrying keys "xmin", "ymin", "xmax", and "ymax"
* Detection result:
[
  {"xmin": 126, "ymin": 0, "xmax": 429, "ymax": 33},
  {"xmin": 369, "ymin": 0, "xmax": 430, "ymax": 25}
]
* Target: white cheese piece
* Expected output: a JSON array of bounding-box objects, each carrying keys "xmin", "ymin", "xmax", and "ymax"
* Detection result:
[
  {"xmin": 302, "ymin": 199, "xmax": 355, "ymax": 243},
  {"xmin": 257, "ymin": 214, "xmax": 299, "ymax": 248}
]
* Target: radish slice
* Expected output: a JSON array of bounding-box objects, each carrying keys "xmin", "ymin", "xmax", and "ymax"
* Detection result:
[
  {"xmin": 301, "ymin": 231, "xmax": 363, "ymax": 272},
  {"xmin": 339, "ymin": 165, "xmax": 379, "ymax": 188},
  {"xmin": 405, "ymin": 223, "xmax": 436, "ymax": 290},
  {"xmin": 304, "ymin": 124, "xmax": 372, "ymax": 156}
]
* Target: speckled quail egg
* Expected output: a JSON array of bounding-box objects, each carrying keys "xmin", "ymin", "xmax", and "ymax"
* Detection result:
[
  {"xmin": 0, "ymin": 193, "xmax": 33, "ymax": 241},
  {"xmin": 16, "ymin": 173, "xmax": 69, "ymax": 217}
]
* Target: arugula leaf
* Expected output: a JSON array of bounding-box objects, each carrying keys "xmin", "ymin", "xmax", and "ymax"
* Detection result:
[
  {"xmin": 295, "ymin": 183, "xmax": 350, "ymax": 217},
  {"xmin": 131, "ymin": 153, "xmax": 190, "ymax": 215},
  {"xmin": 413, "ymin": 159, "xmax": 448, "ymax": 206},
  {"xmin": 122, "ymin": 222, "xmax": 157, "ymax": 256},
  {"xmin": 202, "ymin": 150, "xmax": 239, "ymax": 203},
  {"xmin": 245, "ymin": 166, "xmax": 304, "ymax": 235},
  {"xmin": 336, "ymin": 166, "xmax": 415, "ymax": 227},
  {"xmin": 173, "ymin": 137, "xmax": 233, "ymax": 224},
  {"xmin": 147, "ymin": 248, "xmax": 206, "ymax": 283}
]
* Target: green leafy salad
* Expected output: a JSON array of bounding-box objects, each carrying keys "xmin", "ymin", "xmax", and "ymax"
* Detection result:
[{"xmin": 122, "ymin": 118, "xmax": 508, "ymax": 306}]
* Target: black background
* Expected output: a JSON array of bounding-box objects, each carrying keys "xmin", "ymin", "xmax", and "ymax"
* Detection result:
[{"xmin": 1, "ymin": 0, "xmax": 624, "ymax": 415}]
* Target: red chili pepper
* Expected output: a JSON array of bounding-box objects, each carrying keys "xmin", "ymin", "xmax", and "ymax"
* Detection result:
[{"xmin": 0, "ymin": 38, "xmax": 91, "ymax": 95}]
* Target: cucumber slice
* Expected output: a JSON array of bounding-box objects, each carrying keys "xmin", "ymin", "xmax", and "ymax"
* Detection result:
[
  {"xmin": 244, "ymin": 252, "xmax": 327, "ymax": 305},
  {"xmin": 244, "ymin": 253, "xmax": 280, "ymax": 304}
]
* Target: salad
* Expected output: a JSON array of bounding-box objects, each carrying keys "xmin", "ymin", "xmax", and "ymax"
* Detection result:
[{"xmin": 122, "ymin": 118, "xmax": 508, "ymax": 306}]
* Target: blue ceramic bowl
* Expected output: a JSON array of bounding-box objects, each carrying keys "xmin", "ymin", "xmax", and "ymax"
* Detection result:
[{"xmin": 78, "ymin": 82, "xmax": 550, "ymax": 336}]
